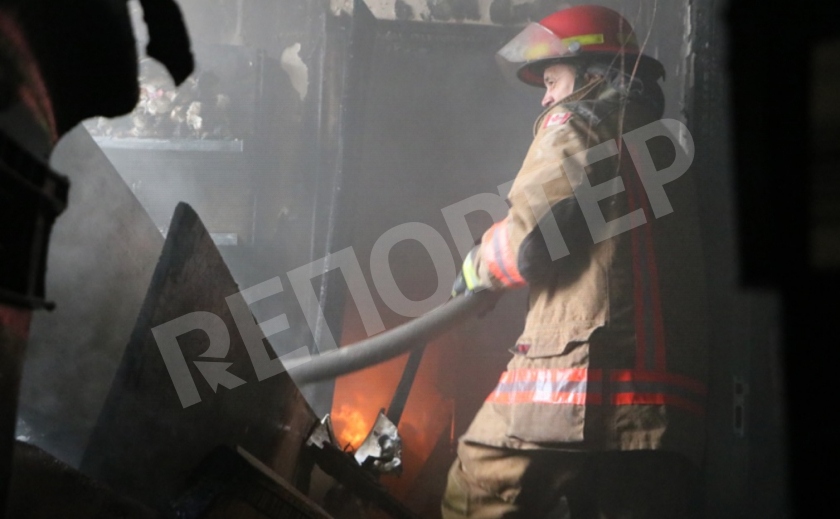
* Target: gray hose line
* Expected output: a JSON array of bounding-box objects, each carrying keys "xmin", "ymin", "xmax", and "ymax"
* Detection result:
[{"xmin": 287, "ymin": 291, "xmax": 496, "ymax": 385}]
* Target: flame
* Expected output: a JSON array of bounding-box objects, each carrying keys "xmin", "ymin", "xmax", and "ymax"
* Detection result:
[
  {"xmin": 331, "ymin": 402, "xmax": 373, "ymax": 449},
  {"xmin": 330, "ymin": 354, "xmax": 403, "ymax": 451},
  {"xmin": 331, "ymin": 338, "xmax": 454, "ymax": 498},
  {"xmin": 329, "ymin": 264, "xmax": 526, "ymax": 515},
  {"xmin": 331, "ymin": 307, "xmax": 407, "ymax": 452},
  {"xmin": 332, "ymin": 297, "xmax": 460, "ymax": 509}
]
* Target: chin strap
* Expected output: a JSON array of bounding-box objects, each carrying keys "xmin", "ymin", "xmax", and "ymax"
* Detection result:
[{"xmin": 138, "ymin": 0, "xmax": 194, "ymax": 85}]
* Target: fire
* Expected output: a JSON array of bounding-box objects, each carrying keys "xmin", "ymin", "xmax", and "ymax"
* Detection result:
[
  {"xmin": 329, "ymin": 355, "xmax": 402, "ymax": 451},
  {"xmin": 330, "ymin": 338, "xmax": 454, "ymax": 497},
  {"xmin": 331, "ymin": 308, "xmax": 407, "ymax": 452},
  {"xmin": 329, "ymin": 264, "xmax": 525, "ymax": 514},
  {"xmin": 332, "ymin": 298, "xmax": 461, "ymax": 511},
  {"xmin": 331, "ymin": 402, "xmax": 374, "ymax": 449}
]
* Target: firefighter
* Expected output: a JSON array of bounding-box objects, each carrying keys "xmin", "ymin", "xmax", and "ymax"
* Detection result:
[{"xmin": 443, "ymin": 5, "xmax": 707, "ymax": 518}]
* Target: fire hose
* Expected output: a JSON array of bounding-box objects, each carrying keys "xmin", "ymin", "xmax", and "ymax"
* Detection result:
[{"xmin": 286, "ymin": 290, "xmax": 498, "ymax": 385}]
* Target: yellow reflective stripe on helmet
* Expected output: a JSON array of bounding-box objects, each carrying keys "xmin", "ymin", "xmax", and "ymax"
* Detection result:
[
  {"xmin": 561, "ymin": 33, "xmax": 605, "ymax": 47},
  {"xmin": 524, "ymin": 42, "xmax": 554, "ymax": 61},
  {"xmin": 462, "ymin": 251, "xmax": 481, "ymax": 291}
]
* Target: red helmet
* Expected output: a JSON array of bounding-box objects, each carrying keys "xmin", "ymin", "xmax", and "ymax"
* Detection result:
[{"xmin": 497, "ymin": 5, "xmax": 664, "ymax": 87}]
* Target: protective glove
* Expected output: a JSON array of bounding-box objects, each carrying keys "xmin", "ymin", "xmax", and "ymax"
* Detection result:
[
  {"xmin": 451, "ymin": 247, "xmax": 486, "ymax": 298},
  {"xmin": 452, "ymin": 247, "xmax": 504, "ymax": 318}
]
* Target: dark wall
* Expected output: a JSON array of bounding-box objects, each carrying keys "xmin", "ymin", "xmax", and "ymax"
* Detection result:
[{"xmin": 725, "ymin": 1, "xmax": 840, "ymax": 517}]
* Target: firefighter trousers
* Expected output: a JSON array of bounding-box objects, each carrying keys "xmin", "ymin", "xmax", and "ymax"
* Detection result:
[{"xmin": 441, "ymin": 441, "xmax": 702, "ymax": 519}]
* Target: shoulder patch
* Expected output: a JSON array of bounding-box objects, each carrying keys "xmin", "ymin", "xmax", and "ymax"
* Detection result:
[{"xmin": 543, "ymin": 112, "xmax": 572, "ymax": 129}]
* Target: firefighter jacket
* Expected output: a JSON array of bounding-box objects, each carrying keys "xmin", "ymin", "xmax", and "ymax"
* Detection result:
[{"xmin": 461, "ymin": 76, "xmax": 709, "ymax": 465}]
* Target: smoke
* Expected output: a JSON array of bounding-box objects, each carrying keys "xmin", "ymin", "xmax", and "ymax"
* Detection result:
[{"xmin": 18, "ymin": 125, "xmax": 164, "ymax": 467}]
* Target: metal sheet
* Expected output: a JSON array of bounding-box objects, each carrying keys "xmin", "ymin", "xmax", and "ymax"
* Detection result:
[{"xmin": 80, "ymin": 202, "xmax": 318, "ymax": 509}]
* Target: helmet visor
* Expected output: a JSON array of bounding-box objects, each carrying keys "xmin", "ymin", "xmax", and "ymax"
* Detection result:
[{"xmin": 496, "ymin": 22, "xmax": 573, "ymax": 84}]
